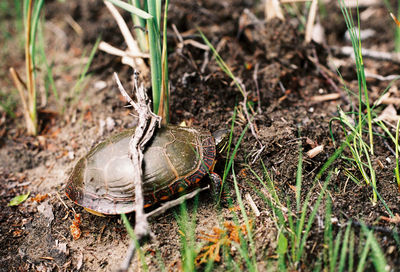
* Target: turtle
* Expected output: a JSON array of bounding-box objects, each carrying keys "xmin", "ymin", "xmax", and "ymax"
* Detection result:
[{"xmin": 65, "ymin": 125, "xmax": 228, "ymax": 215}]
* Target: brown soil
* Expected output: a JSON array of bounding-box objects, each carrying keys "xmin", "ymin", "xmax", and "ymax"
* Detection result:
[{"xmin": 1, "ymin": 0, "xmax": 400, "ymax": 271}]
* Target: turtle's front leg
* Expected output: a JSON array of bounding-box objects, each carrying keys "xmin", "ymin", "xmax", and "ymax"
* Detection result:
[{"xmin": 210, "ymin": 172, "xmax": 232, "ymax": 207}]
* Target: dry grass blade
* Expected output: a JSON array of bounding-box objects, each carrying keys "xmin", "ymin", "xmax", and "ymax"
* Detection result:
[
  {"xmin": 341, "ymin": 0, "xmax": 381, "ymax": 8},
  {"xmin": 102, "ymin": 0, "xmax": 148, "ymax": 72},
  {"xmin": 245, "ymin": 193, "xmax": 260, "ymax": 217},
  {"xmin": 9, "ymin": 68, "xmax": 29, "ymax": 116},
  {"xmin": 25, "ymin": 0, "xmax": 37, "ymax": 136},
  {"xmin": 305, "ymin": 0, "xmax": 318, "ymax": 43},
  {"xmin": 311, "ymin": 93, "xmax": 341, "ymax": 102},
  {"xmin": 265, "ymin": 0, "xmax": 284, "ymax": 21},
  {"xmin": 99, "ymin": 42, "xmax": 149, "ymax": 58},
  {"xmin": 9, "ymin": 0, "xmax": 39, "ymax": 135},
  {"xmin": 9, "ymin": 66, "xmax": 37, "ymax": 135}
]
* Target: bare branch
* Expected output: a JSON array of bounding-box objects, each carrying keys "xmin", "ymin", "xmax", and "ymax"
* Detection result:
[{"xmin": 114, "ymin": 71, "xmax": 161, "ymax": 271}]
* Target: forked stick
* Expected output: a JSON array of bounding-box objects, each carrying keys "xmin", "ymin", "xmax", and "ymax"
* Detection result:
[{"xmin": 114, "ymin": 71, "xmax": 161, "ymax": 271}]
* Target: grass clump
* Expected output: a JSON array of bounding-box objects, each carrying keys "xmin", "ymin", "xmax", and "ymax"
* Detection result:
[
  {"xmin": 246, "ymin": 153, "xmax": 390, "ymax": 270},
  {"xmin": 321, "ymin": 0, "xmax": 400, "ymax": 203},
  {"xmin": 9, "ymin": 0, "xmax": 44, "ymax": 136},
  {"xmin": 105, "ymin": 0, "xmax": 170, "ymax": 123}
]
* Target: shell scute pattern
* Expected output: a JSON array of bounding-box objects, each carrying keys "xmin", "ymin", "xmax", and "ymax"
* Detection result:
[{"xmin": 66, "ymin": 125, "xmax": 216, "ymax": 214}]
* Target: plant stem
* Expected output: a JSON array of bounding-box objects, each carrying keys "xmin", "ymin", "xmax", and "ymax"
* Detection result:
[
  {"xmin": 396, "ymin": 119, "xmax": 400, "ymax": 192},
  {"xmin": 25, "ymin": 0, "xmax": 37, "ymax": 135},
  {"xmin": 129, "ymin": 0, "xmax": 148, "ymax": 52},
  {"xmin": 160, "ymin": 0, "xmax": 169, "ymax": 124}
]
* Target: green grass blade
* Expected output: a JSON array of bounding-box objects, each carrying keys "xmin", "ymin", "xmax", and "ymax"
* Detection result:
[
  {"xmin": 146, "ymin": 0, "xmax": 160, "ymax": 31},
  {"xmin": 204, "ymin": 257, "xmax": 216, "ymax": 272},
  {"xmin": 286, "ymin": 197, "xmax": 296, "ymax": 262},
  {"xmin": 199, "ymin": 30, "xmax": 245, "ymax": 97},
  {"xmin": 338, "ymin": 222, "xmax": 352, "ymax": 272},
  {"xmin": 120, "ymin": 214, "xmax": 148, "ymax": 271},
  {"xmin": 360, "ymin": 225, "xmax": 388, "ymax": 272},
  {"xmin": 355, "ymin": 231, "xmax": 371, "ymax": 272},
  {"xmin": 37, "ymin": 20, "xmax": 58, "ymax": 101},
  {"xmin": 348, "ymin": 229, "xmax": 355, "ymax": 272},
  {"xmin": 73, "ymin": 36, "xmax": 101, "ymax": 95},
  {"xmin": 156, "ymin": 0, "xmax": 161, "ymax": 28},
  {"xmin": 331, "ymin": 229, "xmax": 342, "ymax": 272},
  {"xmin": 23, "ymin": 0, "xmax": 38, "ymax": 135},
  {"xmin": 232, "ymin": 166, "xmax": 257, "ymax": 271},
  {"xmin": 176, "ymin": 199, "xmax": 198, "ymax": 272},
  {"xmin": 106, "ymin": 0, "xmax": 152, "ymax": 19},
  {"xmin": 277, "ymin": 229, "xmax": 288, "ymax": 271},
  {"xmin": 245, "ymin": 167, "xmax": 286, "ymax": 227},
  {"xmin": 315, "ymin": 139, "xmax": 348, "ymax": 181},
  {"xmin": 160, "ymin": 0, "xmax": 169, "ymax": 122},
  {"xmin": 369, "ymin": 234, "xmax": 388, "ymax": 272},
  {"xmin": 396, "ymin": 119, "xmax": 400, "ymax": 190},
  {"xmin": 339, "ymin": 0, "xmax": 373, "ymax": 154},
  {"xmin": 297, "ymin": 173, "xmax": 331, "ymax": 261},
  {"xmin": 147, "ymin": 18, "xmax": 162, "ymax": 114},
  {"xmin": 324, "ymin": 197, "xmax": 333, "ymax": 270},
  {"xmin": 260, "ymin": 161, "xmax": 283, "ymax": 206},
  {"xmin": 29, "ymin": 0, "xmax": 44, "ymax": 65},
  {"xmin": 23, "ymin": 0, "xmax": 29, "ymax": 28},
  {"xmin": 223, "ymin": 107, "xmax": 237, "ymax": 184},
  {"xmin": 128, "ymin": 0, "xmax": 148, "ymax": 52},
  {"xmin": 222, "ymin": 122, "xmax": 250, "ymax": 190},
  {"xmin": 295, "ymin": 143, "xmax": 303, "ymax": 212}
]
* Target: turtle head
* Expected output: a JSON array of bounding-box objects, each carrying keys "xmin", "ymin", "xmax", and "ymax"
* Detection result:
[{"xmin": 213, "ymin": 128, "xmax": 229, "ymax": 154}]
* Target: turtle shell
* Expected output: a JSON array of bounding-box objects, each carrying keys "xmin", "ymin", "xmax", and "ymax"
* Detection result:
[{"xmin": 65, "ymin": 125, "xmax": 216, "ymax": 214}]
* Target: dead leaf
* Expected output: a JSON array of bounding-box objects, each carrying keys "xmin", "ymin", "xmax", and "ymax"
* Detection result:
[
  {"xmin": 70, "ymin": 213, "xmax": 82, "ymax": 240},
  {"xmin": 31, "ymin": 193, "xmax": 49, "ymax": 203},
  {"xmin": 195, "ymin": 220, "xmax": 252, "ymax": 265}
]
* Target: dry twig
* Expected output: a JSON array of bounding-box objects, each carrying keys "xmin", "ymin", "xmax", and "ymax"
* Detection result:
[
  {"xmin": 114, "ymin": 71, "xmax": 161, "ymax": 271},
  {"xmin": 146, "ymin": 186, "xmax": 210, "ymax": 218},
  {"xmin": 252, "ymin": 63, "xmax": 261, "ymax": 114},
  {"xmin": 332, "ymin": 46, "xmax": 400, "ymax": 64},
  {"xmin": 239, "ymin": 84, "xmax": 265, "ymax": 164}
]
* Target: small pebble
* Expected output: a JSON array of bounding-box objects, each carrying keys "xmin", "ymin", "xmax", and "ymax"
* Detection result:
[
  {"xmin": 94, "ymin": 80, "xmax": 107, "ymax": 91},
  {"xmin": 106, "ymin": 117, "xmax": 115, "ymax": 131}
]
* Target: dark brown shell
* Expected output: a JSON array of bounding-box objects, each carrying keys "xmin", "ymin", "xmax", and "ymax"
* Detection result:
[{"xmin": 65, "ymin": 125, "xmax": 216, "ymax": 214}]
